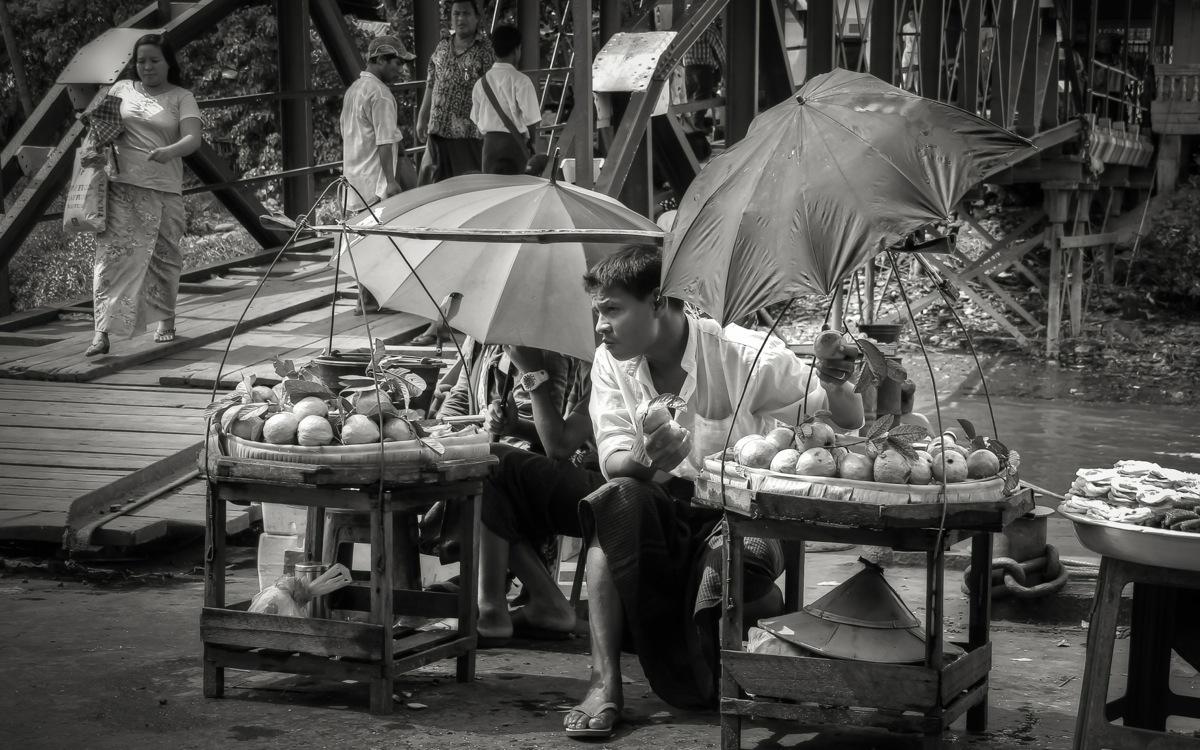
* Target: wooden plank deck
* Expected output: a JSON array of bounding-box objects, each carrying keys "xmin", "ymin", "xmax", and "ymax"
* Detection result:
[
  {"xmin": 0, "ymin": 246, "xmax": 432, "ymax": 549},
  {"xmin": 0, "ymin": 380, "xmax": 211, "ymax": 544}
]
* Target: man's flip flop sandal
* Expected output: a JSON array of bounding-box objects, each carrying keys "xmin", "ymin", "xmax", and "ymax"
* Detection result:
[{"xmin": 563, "ymin": 702, "xmax": 620, "ymax": 740}]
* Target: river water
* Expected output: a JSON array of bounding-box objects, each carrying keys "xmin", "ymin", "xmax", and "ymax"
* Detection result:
[
  {"xmin": 910, "ymin": 395, "xmax": 1200, "ymax": 559},
  {"xmin": 931, "ymin": 395, "xmax": 1200, "ymax": 497}
]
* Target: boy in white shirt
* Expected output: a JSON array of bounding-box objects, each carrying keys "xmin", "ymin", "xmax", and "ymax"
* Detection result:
[{"xmin": 470, "ymin": 25, "xmax": 541, "ymax": 175}]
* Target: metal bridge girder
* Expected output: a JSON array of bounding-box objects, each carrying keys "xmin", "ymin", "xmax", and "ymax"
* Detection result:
[
  {"xmin": 593, "ymin": 0, "xmax": 730, "ymax": 200},
  {"xmin": 0, "ymin": 0, "xmax": 268, "ymax": 274}
]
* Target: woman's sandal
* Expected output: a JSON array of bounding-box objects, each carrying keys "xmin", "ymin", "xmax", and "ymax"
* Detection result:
[
  {"xmin": 563, "ymin": 702, "xmax": 620, "ymax": 740},
  {"xmin": 84, "ymin": 337, "xmax": 110, "ymax": 358},
  {"xmin": 154, "ymin": 328, "xmax": 176, "ymax": 343}
]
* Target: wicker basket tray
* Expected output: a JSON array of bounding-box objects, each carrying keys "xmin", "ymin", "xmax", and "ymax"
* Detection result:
[
  {"xmin": 701, "ymin": 455, "xmax": 1009, "ymax": 507},
  {"xmin": 210, "ymin": 426, "xmax": 490, "ymax": 467}
]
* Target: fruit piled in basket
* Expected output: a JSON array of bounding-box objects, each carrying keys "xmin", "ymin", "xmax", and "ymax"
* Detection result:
[
  {"xmin": 206, "ymin": 352, "xmax": 457, "ymax": 448},
  {"xmin": 721, "ymin": 414, "xmax": 1019, "ymax": 490},
  {"xmin": 1060, "ymin": 460, "xmax": 1200, "ymax": 532}
]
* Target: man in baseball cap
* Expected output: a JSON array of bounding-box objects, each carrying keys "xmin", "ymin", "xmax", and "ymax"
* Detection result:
[
  {"xmin": 340, "ymin": 34, "xmax": 415, "ymax": 215},
  {"xmin": 367, "ymin": 34, "xmax": 416, "ymax": 62}
]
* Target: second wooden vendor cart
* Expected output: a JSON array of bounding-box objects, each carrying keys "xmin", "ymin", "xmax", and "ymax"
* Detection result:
[
  {"xmin": 695, "ymin": 473, "xmax": 1034, "ymax": 750},
  {"xmin": 200, "ymin": 451, "xmax": 496, "ymax": 715}
]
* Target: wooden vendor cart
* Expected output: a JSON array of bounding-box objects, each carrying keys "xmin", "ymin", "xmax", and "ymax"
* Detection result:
[
  {"xmin": 200, "ymin": 451, "xmax": 496, "ymax": 714},
  {"xmin": 695, "ymin": 472, "xmax": 1034, "ymax": 750}
]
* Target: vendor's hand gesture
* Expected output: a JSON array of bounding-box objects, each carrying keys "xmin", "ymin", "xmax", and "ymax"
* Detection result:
[
  {"xmin": 815, "ymin": 354, "xmax": 858, "ymax": 388},
  {"xmin": 503, "ymin": 344, "xmax": 545, "ymax": 374},
  {"xmin": 416, "ymin": 119, "xmax": 429, "ymax": 144},
  {"xmin": 481, "ymin": 393, "xmax": 518, "ymax": 437},
  {"xmin": 812, "ymin": 332, "xmax": 861, "ymax": 388},
  {"xmin": 146, "ymin": 146, "xmax": 172, "ymax": 164},
  {"xmin": 643, "ymin": 419, "xmax": 693, "ymax": 473}
]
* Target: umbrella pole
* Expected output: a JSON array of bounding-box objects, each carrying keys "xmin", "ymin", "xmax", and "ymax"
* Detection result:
[
  {"xmin": 862, "ymin": 262, "xmax": 875, "ymax": 324},
  {"xmin": 829, "ymin": 284, "xmax": 845, "ymax": 332},
  {"xmin": 328, "ymin": 181, "xmax": 350, "ymax": 355}
]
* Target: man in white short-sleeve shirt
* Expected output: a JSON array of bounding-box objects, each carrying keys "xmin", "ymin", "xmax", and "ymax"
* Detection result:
[
  {"xmin": 340, "ymin": 35, "xmax": 414, "ymax": 210},
  {"xmin": 470, "ymin": 24, "xmax": 542, "ymax": 175}
]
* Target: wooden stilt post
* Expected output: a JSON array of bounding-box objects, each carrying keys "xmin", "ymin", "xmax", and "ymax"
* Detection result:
[{"xmin": 1044, "ymin": 187, "xmax": 1071, "ymax": 357}]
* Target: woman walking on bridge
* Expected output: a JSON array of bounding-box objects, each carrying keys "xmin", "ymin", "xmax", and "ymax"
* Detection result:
[{"xmin": 85, "ymin": 33, "xmax": 201, "ymax": 358}]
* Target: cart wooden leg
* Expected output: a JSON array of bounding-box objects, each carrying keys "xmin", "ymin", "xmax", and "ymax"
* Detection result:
[
  {"xmin": 1073, "ymin": 557, "xmax": 1125, "ymax": 750},
  {"xmin": 305, "ymin": 505, "xmax": 326, "ymax": 562},
  {"xmin": 203, "ymin": 481, "xmax": 226, "ymax": 699},
  {"xmin": 1124, "ymin": 583, "xmax": 1175, "ymax": 730},
  {"xmin": 369, "ymin": 497, "xmax": 396, "ymax": 715},
  {"xmin": 925, "ymin": 545, "xmax": 947, "ymax": 740},
  {"xmin": 782, "ymin": 540, "xmax": 804, "ymax": 613},
  {"xmin": 456, "ymin": 492, "xmax": 481, "ymax": 683},
  {"xmin": 202, "ymin": 644, "xmax": 224, "ymax": 699},
  {"xmin": 966, "ymin": 531, "xmax": 993, "ymax": 733},
  {"xmin": 720, "ymin": 515, "xmax": 744, "ymax": 750}
]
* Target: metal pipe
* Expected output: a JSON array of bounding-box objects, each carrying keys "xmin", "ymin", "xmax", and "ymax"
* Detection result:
[
  {"xmin": 1087, "ymin": 0, "xmax": 1098, "ymax": 115},
  {"xmin": 572, "ymin": 0, "xmax": 594, "ymax": 188}
]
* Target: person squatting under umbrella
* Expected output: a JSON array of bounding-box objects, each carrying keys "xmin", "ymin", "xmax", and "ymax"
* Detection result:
[
  {"xmin": 85, "ymin": 34, "xmax": 202, "ymax": 357},
  {"xmin": 474, "ymin": 245, "xmax": 864, "ymax": 739}
]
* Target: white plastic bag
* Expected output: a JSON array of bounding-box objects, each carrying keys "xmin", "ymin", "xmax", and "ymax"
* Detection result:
[
  {"xmin": 247, "ymin": 564, "xmax": 354, "ymax": 618},
  {"xmin": 63, "ymin": 142, "xmax": 110, "ymax": 234},
  {"xmin": 248, "ymin": 575, "xmax": 305, "ymax": 617}
]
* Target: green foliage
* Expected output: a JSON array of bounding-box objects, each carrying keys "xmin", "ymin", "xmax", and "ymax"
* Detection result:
[
  {"xmin": 1123, "ymin": 170, "xmax": 1200, "ymax": 309},
  {"xmin": 0, "ymin": 0, "xmax": 145, "ymax": 148},
  {"xmin": 9, "ymin": 208, "xmax": 258, "ymax": 312}
]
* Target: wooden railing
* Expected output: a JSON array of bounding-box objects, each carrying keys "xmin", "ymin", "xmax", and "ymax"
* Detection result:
[
  {"xmin": 1089, "ymin": 59, "xmax": 1147, "ymax": 126},
  {"xmin": 1152, "ymin": 63, "xmax": 1200, "ymax": 134}
]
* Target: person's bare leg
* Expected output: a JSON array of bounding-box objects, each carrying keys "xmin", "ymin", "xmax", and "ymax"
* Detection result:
[
  {"xmin": 564, "ymin": 540, "xmax": 624, "ymax": 733},
  {"xmin": 508, "ymin": 541, "xmax": 575, "ymax": 632},
  {"xmin": 477, "ymin": 525, "xmax": 513, "ymax": 640}
]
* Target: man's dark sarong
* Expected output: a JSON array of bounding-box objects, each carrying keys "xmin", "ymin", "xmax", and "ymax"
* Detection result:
[{"xmin": 579, "ymin": 477, "xmax": 783, "ymax": 710}]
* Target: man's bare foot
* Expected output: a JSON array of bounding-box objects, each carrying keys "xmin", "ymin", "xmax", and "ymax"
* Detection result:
[
  {"xmin": 511, "ymin": 600, "xmax": 576, "ymax": 636},
  {"xmin": 564, "ymin": 681, "xmax": 623, "ymax": 737},
  {"xmin": 476, "ymin": 603, "xmax": 512, "ymax": 641}
]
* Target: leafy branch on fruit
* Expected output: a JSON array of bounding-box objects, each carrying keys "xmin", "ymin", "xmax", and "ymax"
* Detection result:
[
  {"xmin": 335, "ymin": 338, "xmax": 430, "ymax": 411},
  {"xmin": 795, "ymin": 410, "xmax": 832, "ymax": 445},
  {"xmin": 957, "ymin": 418, "xmax": 1022, "ymax": 492},
  {"xmin": 863, "ymin": 414, "xmax": 929, "ymax": 462},
  {"xmin": 853, "ymin": 339, "xmax": 908, "ymax": 395}
]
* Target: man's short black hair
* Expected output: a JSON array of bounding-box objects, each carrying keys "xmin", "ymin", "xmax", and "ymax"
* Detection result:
[
  {"xmin": 450, "ymin": 0, "xmax": 479, "ymax": 15},
  {"xmin": 583, "ymin": 244, "xmax": 662, "ymax": 301},
  {"xmin": 492, "ymin": 25, "xmax": 521, "ymax": 58}
]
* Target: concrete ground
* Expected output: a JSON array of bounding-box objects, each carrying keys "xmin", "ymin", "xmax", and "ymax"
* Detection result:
[{"xmin": 3, "ymin": 541, "xmax": 1198, "ymax": 750}]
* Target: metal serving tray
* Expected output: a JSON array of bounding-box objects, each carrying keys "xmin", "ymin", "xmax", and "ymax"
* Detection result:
[{"xmin": 1059, "ymin": 509, "xmax": 1200, "ymax": 572}]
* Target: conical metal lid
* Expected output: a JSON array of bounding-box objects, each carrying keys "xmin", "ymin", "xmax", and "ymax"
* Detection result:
[
  {"xmin": 803, "ymin": 559, "xmax": 920, "ymax": 629},
  {"xmin": 757, "ymin": 559, "xmax": 954, "ymax": 664}
]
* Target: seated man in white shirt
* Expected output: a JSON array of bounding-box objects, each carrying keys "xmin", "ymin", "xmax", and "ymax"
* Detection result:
[{"xmin": 563, "ymin": 245, "xmax": 863, "ymax": 739}]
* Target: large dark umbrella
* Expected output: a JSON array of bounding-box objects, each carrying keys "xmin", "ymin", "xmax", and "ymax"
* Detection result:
[{"xmin": 660, "ymin": 68, "xmax": 1035, "ymax": 323}]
